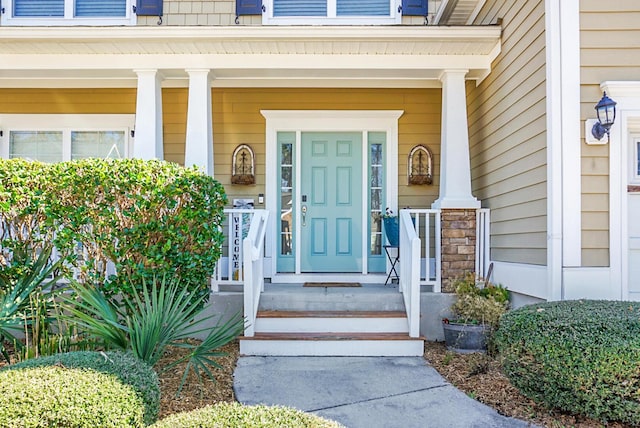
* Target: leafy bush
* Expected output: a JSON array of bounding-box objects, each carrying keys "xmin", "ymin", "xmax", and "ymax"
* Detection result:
[
  {"xmin": 0, "ymin": 158, "xmax": 227, "ymax": 302},
  {"xmin": 151, "ymin": 402, "xmax": 344, "ymax": 428},
  {"xmin": 448, "ymin": 273, "xmax": 509, "ymax": 327},
  {"xmin": 495, "ymin": 300, "xmax": 640, "ymax": 425},
  {"xmin": 4, "ymin": 351, "xmax": 160, "ymax": 425},
  {"xmin": 0, "ymin": 351, "xmax": 160, "ymax": 427},
  {"xmin": 0, "ymin": 159, "xmax": 55, "ymax": 283}
]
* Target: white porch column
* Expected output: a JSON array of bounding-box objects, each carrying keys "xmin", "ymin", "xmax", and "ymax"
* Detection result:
[
  {"xmin": 133, "ymin": 69, "xmax": 164, "ymax": 160},
  {"xmin": 184, "ymin": 69, "xmax": 214, "ymax": 176},
  {"xmin": 432, "ymin": 69, "xmax": 480, "ymax": 209}
]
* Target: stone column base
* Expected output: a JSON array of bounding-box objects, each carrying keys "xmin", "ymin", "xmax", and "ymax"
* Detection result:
[{"xmin": 441, "ymin": 209, "xmax": 477, "ymax": 292}]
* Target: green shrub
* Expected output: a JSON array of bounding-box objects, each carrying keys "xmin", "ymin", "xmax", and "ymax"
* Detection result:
[
  {"xmin": 152, "ymin": 402, "xmax": 344, "ymax": 428},
  {"xmin": 4, "ymin": 351, "xmax": 160, "ymax": 425},
  {"xmin": 48, "ymin": 158, "xmax": 227, "ymax": 301},
  {"xmin": 495, "ymin": 300, "xmax": 640, "ymax": 425},
  {"xmin": 0, "ymin": 159, "xmax": 56, "ymax": 284},
  {"xmin": 0, "ymin": 158, "xmax": 227, "ymax": 302},
  {"xmin": 0, "ymin": 365, "xmax": 146, "ymax": 427}
]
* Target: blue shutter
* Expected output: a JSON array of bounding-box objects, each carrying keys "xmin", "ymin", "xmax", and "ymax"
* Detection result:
[
  {"xmin": 337, "ymin": 0, "xmax": 389, "ymax": 16},
  {"xmin": 136, "ymin": 0, "xmax": 162, "ymax": 16},
  {"xmin": 236, "ymin": 0, "xmax": 262, "ymax": 15},
  {"xmin": 402, "ymin": 0, "xmax": 427, "ymax": 16},
  {"xmin": 75, "ymin": 0, "xmax": 126, "ymax": 16},
  {"xmin": 273, "ymin": 0, "xmax": 326, "ymax": 17},
  {"xmin": 14, "ymin": 0, "xmax": 64, "ymax": 17}
]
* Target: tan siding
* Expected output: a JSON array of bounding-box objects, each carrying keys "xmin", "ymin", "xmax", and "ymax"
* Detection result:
[
  {"xmin": 212, "ymin": 88, "xmax": 441, "ymax": 208},
  {"xmin": 0, "ymin": 89, "xmax": 136, "ymax": 114},
  {"xmin": 580, "ymin": 1, "xmax": 640, "ymax": 265},
  {"xmin": 162, "ymin": 88, "xmax": 188, "ymax": 165},
  {"xmin": 467, "ymin": 0, "xmax": 547, "ymax": 266}
]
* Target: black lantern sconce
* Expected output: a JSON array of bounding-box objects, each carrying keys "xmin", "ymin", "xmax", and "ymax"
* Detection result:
[
  {"xmin": 408, "ymin": 145, "xmax": 433, "ymax": 185},
  {"xmin": 591, "ymin": 92, "xmax": 617, "ymax": 142},
  {"xmin": 231, "ymin": 144, "xmax": 255, "ymax": 185}
]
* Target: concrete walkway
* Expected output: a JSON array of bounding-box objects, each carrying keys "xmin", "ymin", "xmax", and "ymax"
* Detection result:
[{"xmin": 234, "ymin": 356, "xmax": 536, "ymax": 428}]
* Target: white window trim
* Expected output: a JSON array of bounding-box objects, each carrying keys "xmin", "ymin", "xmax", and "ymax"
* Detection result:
[
  {"xmin": 261, "ymin": 110, "xmax": 403, "ymax": 278},
  {"xmin": 0, "ymin": 114, "xmax": 135, "ymax": 160},
  {"xmin": 262, "ymin": 0, "xmax": 402, "ymax": 25},
  {"xmin": 0, "ymin": 0, "xmax": 137, "ymax": 26}
]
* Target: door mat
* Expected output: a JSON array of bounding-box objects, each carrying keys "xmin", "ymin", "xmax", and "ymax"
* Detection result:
[{"xmin": 303, "ymin": 282, "xmax": 362, "ymax": 287}]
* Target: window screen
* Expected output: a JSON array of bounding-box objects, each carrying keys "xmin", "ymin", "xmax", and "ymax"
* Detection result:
[
  {"xmin": 75, "ymin": 0, "xmax": 126, "ymax": 16},
  {"xmin": 9, "ymin": 131, "xmax": 63, "ymax": 163},
  {"xmin": 13, "ymin": 0, "xmax": 64, "ymax": 17},
  {"xmin": 71, "ymin": 131, "xmax": 126, "ymax": 159}
]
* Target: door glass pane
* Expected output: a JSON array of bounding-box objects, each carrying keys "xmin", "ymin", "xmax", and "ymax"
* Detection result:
[
  {"xmin": 637, "ymin": 141, "xmax": 640, "ymax": 176},
  {"xmin": 71, "ymin": 131, "xmax": 125, "ymax": 159},
  {"xmin": 9, "ymin": 131, "xmax": 63, "ymax": 163},
  {"xmin": 369, "ymin": 139, "xmax": 384, "ymax": 256},
  {"xmin": 278, "ymin": 132, "xmax": 295, "ymax": 261}
]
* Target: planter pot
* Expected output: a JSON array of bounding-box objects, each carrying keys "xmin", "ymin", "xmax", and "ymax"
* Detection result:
[
  {"xmin": 383, "ymin": 216, "xmax": 399, "ymax": 247},
  {"xmin": 442, "ymin": 321, "xmax": 491, "ymax": 354}
]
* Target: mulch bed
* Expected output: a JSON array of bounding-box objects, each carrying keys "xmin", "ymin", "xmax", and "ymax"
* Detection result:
[
  {"xmin": 423, "ymin": 341, "xmax": 630, "ymax": 428},
  {"xmin": 155, "ymin": 340, "xmax": 239, "ymax": 419}
]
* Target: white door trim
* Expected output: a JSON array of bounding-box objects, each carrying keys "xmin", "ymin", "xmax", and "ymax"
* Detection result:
[
  {"xmin": 601, "ymin": 81, "xmax": 640, "ymax": 300},
  {"xmin": 261, "ymin": 110, "xmax": 403, "ymax": 279}
]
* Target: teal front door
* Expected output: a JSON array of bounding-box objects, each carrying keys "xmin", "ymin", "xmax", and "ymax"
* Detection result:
[{"xmin": 301, "ymin": 132, "xmax": 363, "ymax": 272}]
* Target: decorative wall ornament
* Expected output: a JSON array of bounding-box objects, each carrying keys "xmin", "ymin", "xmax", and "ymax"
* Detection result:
[
  {"xmin": 408, "ymin": 145, "xmax": 433, "ymax": 185},
  {"xmin": 231, "ymin": 144, "xmax": 256, "ymax": 185}
]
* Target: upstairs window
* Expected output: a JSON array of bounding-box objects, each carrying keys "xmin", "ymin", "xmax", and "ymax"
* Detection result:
[
  {"xmin": 262, "ymin": 0, "xmax": 402, "ymax": 24},
  {"xmin": 2, "ymin": 0, "xmax": 136, "ymax": 25}
]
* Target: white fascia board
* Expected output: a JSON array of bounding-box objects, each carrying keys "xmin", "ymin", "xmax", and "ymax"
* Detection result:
[
  {"xmin": 0, "ymin": 53, "xmax": 497, "ymax": 71},
  {"xmin": 0, "ymin": 25, "xmax": 502, "ymax": 42}
]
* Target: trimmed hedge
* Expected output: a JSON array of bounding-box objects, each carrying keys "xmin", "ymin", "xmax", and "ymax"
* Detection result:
[
  {"xmin": 0, "ymin": 158, "xmax": 227, "ymax": 301},
  {"xmin": 495, "ymin": 300, "xmax": 640, "ymax": 425},
  {"xmin": 2, "ymin": 351, "xmax": 160, "ymax": 426},
  {"xmin": 152, "ymin": 402, "xmax": 344, "ymax": 428}
]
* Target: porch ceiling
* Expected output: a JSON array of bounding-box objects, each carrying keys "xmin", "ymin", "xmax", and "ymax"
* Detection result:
[{"xmin": 0, "ymin": 26, "xmax": 501, "ymax": 88}]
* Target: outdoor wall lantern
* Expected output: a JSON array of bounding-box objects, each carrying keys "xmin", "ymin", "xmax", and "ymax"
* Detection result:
[
  {"xmin": 408, "ymin": 145, "xmax": 433, "ymax": 185},
  {"xmin": 231, "ymin": 144, "xmax": 255, "ymax": 185},
  {"xmin": 591, "ymin": 92, "xmax": 617, "ymax": 142}
]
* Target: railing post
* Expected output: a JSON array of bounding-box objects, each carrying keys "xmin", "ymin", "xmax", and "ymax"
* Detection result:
[{"xmin": 243, "ymin": 235, "xmax": 255, "ymax": 337}]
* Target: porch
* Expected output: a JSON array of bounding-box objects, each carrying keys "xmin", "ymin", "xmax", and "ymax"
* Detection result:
[{"xmin": 212, "ymin": 207, "xmax": 490, "ymax": 356}]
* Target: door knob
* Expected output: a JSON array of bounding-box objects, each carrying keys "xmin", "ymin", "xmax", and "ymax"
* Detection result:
[{"xmin": 301, "ymin": 205, "xmax": 307, "ymax": 227}]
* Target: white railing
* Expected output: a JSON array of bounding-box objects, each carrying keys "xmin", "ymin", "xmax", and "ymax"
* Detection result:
[
  {"xmin": 399, "ymin": 210, "xmax": 421, "ymax": 338},
  {"xmin": 241, "ymin": 209, "xmax": 269, "ymax": 337},
  {"xmin": 403, "ymin": 209, "xmax": 442, "ymax": 291},
  {"xmin": 476, "ymin": 208, "xmax": 491, "ymax": 279},
  {"xmin": 213, "ymin": 209, "xmax": 257, "ymax": 288}
]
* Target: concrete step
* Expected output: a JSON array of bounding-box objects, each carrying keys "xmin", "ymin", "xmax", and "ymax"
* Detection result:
[
  {"xmin": 258, "ymin": 284, "xmax": 405, "ymax": 312},
  {"xmin": 239, "ymin": 332, "xmax": 425, "ymax": 356},
  {"xmin": 254, "ymin": 310, "xmax": 410, "ymax": 333}
]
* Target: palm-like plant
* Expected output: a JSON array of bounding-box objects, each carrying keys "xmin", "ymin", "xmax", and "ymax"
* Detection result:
[
  {"xmin": 0, "ymin": 245, "xmax": 61, "ymax": 362},
  {"xmin": 62, "ymin": 276, "xmax": 244, "ymax": 394}
]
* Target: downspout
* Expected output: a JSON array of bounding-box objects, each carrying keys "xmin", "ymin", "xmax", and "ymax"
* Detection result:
[{"xmin": 545, "ymin": 0, "xmax": 564, "ymax": 301}]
